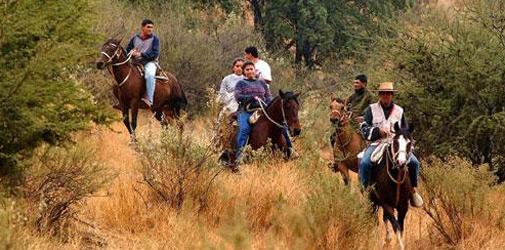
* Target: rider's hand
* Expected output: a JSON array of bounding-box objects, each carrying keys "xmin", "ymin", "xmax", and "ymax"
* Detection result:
[
  {"xmin": 354, "ymin": 116, "xmax": 365, "ymax": 123},
  {"xmin": 132, "ymin": 50, "xmax": 141, "ymax": 57},
  {"xmin": 380, "ymin": 128, "xmax": 391, "ymax": 138}
]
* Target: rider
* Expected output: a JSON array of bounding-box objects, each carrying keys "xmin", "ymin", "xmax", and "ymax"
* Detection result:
[
  {"xmin": 330, "ymin": 74, "xmax": 373, "ymax": 147},
  {"xmin": 244, "ymin": 47, "xmax": 298, "ymax": 158},
  {"xmin": 358, "ymin": 82, "xmax": 423, "ymax": 208},
  {"xmin": 244, "ymin": 46, "xmax": 272, "ymax": 85},
  {"xmin": 234, "ymin": 61, "xmax": 272, "ymax": 166},
  {"xmin": 219, "ymin": 58, "xmax": 245, "ymax": 114},
  {"xmin": 126, "ymin": 19, "xmax": 160, "ymax": 109},
  {"xmin": 347, "ymin": 74, "xmax": 374, "ymax": 122}
]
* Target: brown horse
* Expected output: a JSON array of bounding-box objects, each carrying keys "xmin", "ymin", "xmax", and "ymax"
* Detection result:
[
  {"xmin": 96, "ymin": 38, "xmax": 187, "ymax": 143},
  {"xmin": 370, "ymin": 123, "xmax": 414, "ymax": 250},
  {"xmin": 329, "ymin": 95, "xmax": 366, "ymax": 185},
  {"xmin": 219, "ymin": 90, "xmax": 301, "ymax": 166}
]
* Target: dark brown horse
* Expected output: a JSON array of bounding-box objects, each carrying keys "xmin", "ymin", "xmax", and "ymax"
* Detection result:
[
  {"xmin": 220, "ymin": 90, "xmax": 301, "ymax": 165},
  {"xmin": 96, "ymin": 39, "xmax": 187, "ymax": 143},
  {"xmin": 370, "ymin": 122, "xmax": 414, "ymax": 250},
  {"xmin": 329, "ymin": 95, "xmax": 366, "ymax": 185}
]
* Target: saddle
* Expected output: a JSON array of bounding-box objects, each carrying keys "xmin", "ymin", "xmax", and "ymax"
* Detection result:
[
  {"xmin": 357, "ymin": 141, "xmax": 389, "ymax": 164},
  {"xmin": 134, "ymin": 62, "xmax": 170, "ymax": 81}
]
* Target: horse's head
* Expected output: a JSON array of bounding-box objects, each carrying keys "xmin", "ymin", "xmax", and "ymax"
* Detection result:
[
  {"xmin": 96, "ymin": 38, "xmax": 123, "ymax": 69},
  {"xmin": 392, "ymin": 122, "xmax": 414, "ymax": 166},
  {"xmin": 279, "ymin": 89, "xmax": 301, "ymax": 137},
  {"xmin": 329, "ymin": 93, "xmax": 348, "ymax": 127}
]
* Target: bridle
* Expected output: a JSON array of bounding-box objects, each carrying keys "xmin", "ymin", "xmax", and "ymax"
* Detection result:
[
  {"xmin": 100, "ymin": 43, "xmax": 135, "ymax": 87},
  {"xmin": 257, "ymin": 96, "xmax": 300, "ymax": 138}
]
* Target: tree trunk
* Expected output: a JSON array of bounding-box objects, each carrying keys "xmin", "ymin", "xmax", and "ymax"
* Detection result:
[{"xmin": 249, "ymin": 0, "xmax": 264, "ymax": 31}]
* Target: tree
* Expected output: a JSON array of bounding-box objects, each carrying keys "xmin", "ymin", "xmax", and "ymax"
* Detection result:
[
  {"xmin": 369, "ymin": 1, "xmax": 505, "ymax": 180},
  {"xmin": 0, "ymin": 0, "xmax": 112, "ymax": 175},
  {"xmin": 262, "ymin": 0, "xmax": 414, "ymax": 67}
]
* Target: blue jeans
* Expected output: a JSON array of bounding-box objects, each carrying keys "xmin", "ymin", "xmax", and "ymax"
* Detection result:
[
  {"xmin": 144, "ymin": 62, "xmax": 156, "ymax": 104},
  {"xmin": 359, "ymin": 145, "xmax": 420, "ymax": 188},
  {"xmin": 236, "ymin": 111, "xmax": 252, "ymax": 159}
]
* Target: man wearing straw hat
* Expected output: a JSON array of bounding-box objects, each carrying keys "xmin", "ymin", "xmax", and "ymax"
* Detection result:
[{"xmin": 359, "ymin": 82, "xmax": 423, "ymax": 208}]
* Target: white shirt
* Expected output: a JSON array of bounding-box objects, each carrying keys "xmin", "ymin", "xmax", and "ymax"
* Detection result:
[
  {"xmin": 254, "ymin": 59, "xmax": 272, "ymax": 82},
  {"xmin": 218, "ymin": 73, "xmax": 244, "ymax": 113}
]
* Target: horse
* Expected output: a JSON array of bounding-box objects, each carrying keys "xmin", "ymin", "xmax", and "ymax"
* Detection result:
[
  {"xmin": 329, "ymin": 95, "xmax": 366, "ymax": 185},
  {"xmin": 219, "ymin": 90, "xmax": 301, "ymax": 167},
  {"xmin": 369, "ymin": 122, "xmax": 414, "ymax": 250},
  {"xmin": 96, "ymin": 38, "xmax": 187, "ymax": 143}
]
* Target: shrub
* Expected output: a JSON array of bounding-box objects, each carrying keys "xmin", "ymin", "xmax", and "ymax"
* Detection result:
[
  {"xmin": 24, "ymin": 146, "xmax": 111, "ymax": 239},
  {"xmin": 139, "ymin": 121, "xmax": 222, "ymax": 212},
  {"xmin": 421, "ymin": 156, "xmax": 504, "ymax": 246}
]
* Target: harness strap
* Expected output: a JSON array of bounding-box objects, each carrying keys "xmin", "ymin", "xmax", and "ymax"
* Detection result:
[{"xmin": 257, "ymin": 98, "xmax": 287, "ymax": 129}]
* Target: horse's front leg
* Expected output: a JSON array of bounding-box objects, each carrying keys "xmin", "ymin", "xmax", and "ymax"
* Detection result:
[
  {"xmin": 121, "ymin": 105, "xmax": 133, "ymax": 141},
  {"xmin": 130, "ymin": 101, "xmax": 139, "ymax": 144}
]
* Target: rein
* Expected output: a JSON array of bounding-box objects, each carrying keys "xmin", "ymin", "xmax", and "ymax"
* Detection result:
[
  {"xmin": 257, "ymin": 98, "xmax": 288, "ymax": 129},
  {"xmin": 102, "ymin": 47, "xmax": 135, "ymax": 87},
  {"xmin": 385, "ymin": 145, "xmax": 408, "ymax": 206}
]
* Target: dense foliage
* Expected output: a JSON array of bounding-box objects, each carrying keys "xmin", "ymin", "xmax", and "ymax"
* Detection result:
[
  {"xmin": 367, "ymin": 1, "xmax": 505, "ymax": 180},
  {"xmin": 262, "ymin": 0, "xmax": 415, "ymax": 67},
  {"xmin": 0, "ymin": 0, "xmax": 112, "ymax": 173}
]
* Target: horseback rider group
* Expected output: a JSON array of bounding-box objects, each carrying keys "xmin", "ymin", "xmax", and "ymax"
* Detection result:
[{"xmin": 103, "ymin": 18, "xmax": 423, "ymax": 208}]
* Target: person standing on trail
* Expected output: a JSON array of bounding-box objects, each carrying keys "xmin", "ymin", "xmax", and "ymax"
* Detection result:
[
  {"xmin": 126, "ymin": 19, "xmax": 160, "ymax": 109},
  {"xmin": 244, "ymin": 46, "xmax": 272, "ymax": 85},
  {"xmin": 359, "ymin": 82, "xmax": 424, "ymax": 208}
]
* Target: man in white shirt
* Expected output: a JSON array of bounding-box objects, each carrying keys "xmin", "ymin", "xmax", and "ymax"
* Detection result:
[{"xmin": 244, "ymin": 46, "xmax": 272, "ymax": 84}]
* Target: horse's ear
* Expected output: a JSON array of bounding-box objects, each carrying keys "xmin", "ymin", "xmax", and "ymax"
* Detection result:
[
  {"xmin": 408, "ymin": 124, "xmax": 415, "ymax": 134},
  {"xmin": 394, "ymin": 122, "xmax": 401, "ymax": 134},
  {"xmin": 330, "ymin": 92, "xmax": 336, "ymax": 101},
  {"xmin": 279, "ymin": 89, "xmax": 285, "ymax": 98}
]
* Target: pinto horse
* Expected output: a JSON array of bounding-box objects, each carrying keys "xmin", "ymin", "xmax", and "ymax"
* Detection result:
[
  {"xmin": 220, "ymin": 90, "xmax": 301, "ymax": 166},
  {"xmin": 96, "ymin": 38, "xmax": 187, "ymax": 143},
  {"xmin": 370, "ymin": 122, "xmax": 414, "ymax": 250},
  {"xmin": 329, "ymin": 95, "xmax": 366, "ymax": 185}
]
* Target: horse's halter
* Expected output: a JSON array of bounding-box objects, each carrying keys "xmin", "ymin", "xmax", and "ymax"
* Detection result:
[
  {"xmin": 330, "ymin": 101, "xmax": 351, "ymax": 128},
  {"xmin": 389, "ymin": 134, "xmax": 412, "ymax": 168},
  {"xmin": 257, "ymin": 96, "xmax": 299, "ymax": 135},
  {"xmin": 100, "ymin": 43, "xmax": 134, "ymax": 86}
]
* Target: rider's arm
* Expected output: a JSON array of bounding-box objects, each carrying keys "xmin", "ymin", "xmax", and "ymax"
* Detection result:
[
  {"xmin": 360, "ymin": 107, "xmax": 381, "ymax": 141},
  {"xmin": 234, "ymin": 80, "xmax": 253, "ymax": 104},
  {"xmin": 262, "ymin": 80, "xmax": 273, "ymax": 104},
  {"xmin": 141, "ymin": 35, "xmax": 160, "ymax": 61},
  {"xmin": 125, "ymin": 36, "xmax": 135, "ymax": 54},
  {"xmin": 218, "ymin": 77, "xmax": 230, "ymax": 105}
]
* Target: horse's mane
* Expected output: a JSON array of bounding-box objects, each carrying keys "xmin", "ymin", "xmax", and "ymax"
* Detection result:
[{"xmin": 267, "ymin": 91, "xmax": 299, "ymax": 108}]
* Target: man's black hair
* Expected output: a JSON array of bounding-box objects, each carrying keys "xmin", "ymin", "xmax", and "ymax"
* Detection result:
[
  {"xmin": 244, "ymin": 46, "xmax": 259, "ymax": 58},
  {"xmin": 355, "ymin": 74, "xmax": 368, "ymax": 84},
  {"xmin": 142, "ymin": 19, "xmax": 154, "ymax": 27}
]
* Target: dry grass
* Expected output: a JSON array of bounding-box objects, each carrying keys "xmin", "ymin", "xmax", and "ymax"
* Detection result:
[{"xmin": 4, "ymin": 109, "xmax": 505, "ymax": 249}]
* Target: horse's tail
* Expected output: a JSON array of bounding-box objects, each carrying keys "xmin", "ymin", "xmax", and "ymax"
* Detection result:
[{"xmin": 165, "ymin": 82, "xmax": 188, "ymax": 117}]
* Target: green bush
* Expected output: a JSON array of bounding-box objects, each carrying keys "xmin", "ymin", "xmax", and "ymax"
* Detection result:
[
  {"xmin": 0, "ymin": 0, "xmax": 114, "ymax": 175},
  {"xmin": 364, "ymin": 1, "xmax": 505, "ymax": 179}
]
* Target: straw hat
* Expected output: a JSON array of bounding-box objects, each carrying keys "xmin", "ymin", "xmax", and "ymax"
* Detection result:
[{"xmin": 375, "ymin": 82, "xmax": 398, "ymax": 92}]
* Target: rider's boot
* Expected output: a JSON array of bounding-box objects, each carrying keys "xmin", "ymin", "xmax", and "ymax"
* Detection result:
[{"xmin": 411, "ymin": 187, "xmax": 424, "ymax": 208}]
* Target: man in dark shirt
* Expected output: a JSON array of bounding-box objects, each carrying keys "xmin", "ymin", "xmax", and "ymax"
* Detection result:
[
  {"xmin": 347, "ymin": 74, "xmax": 374, "ymax": 122},
  {"xmin": 126, "ymin": 19, "xmax": 160, "ymax": 108}
]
